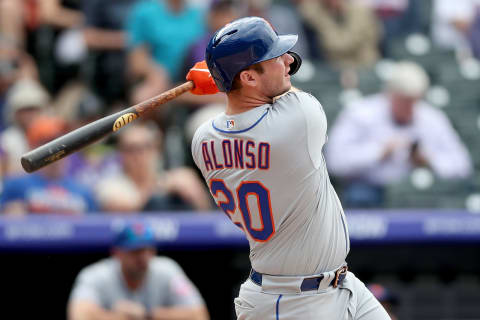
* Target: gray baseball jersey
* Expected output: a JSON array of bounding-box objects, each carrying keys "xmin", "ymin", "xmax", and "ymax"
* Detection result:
[
  {"xmin": 192, "ymin": 91, "xmax": 350, "ymax": 276},
  {"xmin": 68, "ymin": 256, "xmax": 205, "ymax": 310}
]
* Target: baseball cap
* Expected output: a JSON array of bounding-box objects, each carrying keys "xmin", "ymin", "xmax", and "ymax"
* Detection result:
[
  {"xmin": 7, "ymin": 78, "xmax": 50, "ymax": 112},
  {"xmin": 113, "ymin": 221, "xmax": 156, "ymax": 250},
  {"xmin": 386, "ymin": 61, "xmax": 430, "ymax": 98},
  {"xmin": 26, "ymin": 116, "xmax": 68, "ymax": 148}
]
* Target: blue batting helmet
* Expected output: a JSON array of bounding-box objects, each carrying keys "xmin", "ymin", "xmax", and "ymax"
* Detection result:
[{"xmin": 206, "ymin": 17, "xmax": 302, "ymax": 92}]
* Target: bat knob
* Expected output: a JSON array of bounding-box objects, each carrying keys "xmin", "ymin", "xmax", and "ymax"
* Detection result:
[{"xmin": 21, "ymin": 155, "xmax": 35, "ymax": 173}]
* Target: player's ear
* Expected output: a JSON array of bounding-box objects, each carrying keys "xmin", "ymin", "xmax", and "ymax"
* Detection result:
[{"xmin": 239, "ymin": 70, "xmax": 258, "ymax": 89}]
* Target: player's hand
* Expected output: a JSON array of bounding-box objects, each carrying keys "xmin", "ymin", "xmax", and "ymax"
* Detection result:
[
  {"xmin": 186, "ymin": 60, "xmax": 219, "ymax": 95},
  {"xmin": 113, "ymin": 300, "xmax": 146, "ymax": 320},
  {"xmin": 381, "ymin": 138, "xmax": 409, "ymax": 161}
]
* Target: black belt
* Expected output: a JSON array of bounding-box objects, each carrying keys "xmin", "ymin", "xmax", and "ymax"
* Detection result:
[{"xmin": 250, "ymin": 265, "xmax": 348, "ymax": 291}]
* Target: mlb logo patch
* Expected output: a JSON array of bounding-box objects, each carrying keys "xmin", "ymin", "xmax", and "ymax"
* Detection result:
[{"xmin": 226, "ymin": 120, "xmax": 235, "ymax": 129}]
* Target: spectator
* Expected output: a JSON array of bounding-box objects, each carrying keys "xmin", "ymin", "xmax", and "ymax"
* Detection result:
[
  {"xmin": 95, "ymin": 122, "xmax": 211, "ymax": 212},
  {"xmin": 63, "ymin": 92, "xmax": 119, "ymax": 189},
  {"xmin": 24, "ymin": 0, "xmax": 86, "ymax": 93},
  {"xmin": 367, "ymin": 283, "xmax": 399, "ymax": 320},
  {"xmin": 242, "ymin": 0, "xmax": 311, "ymax": 59},
  {"xmin": 82, "ymin": 0, "xmax": 139, "ymax": 107},
  {"xmin": 431, "ymin": 0, "xmax": 480, "ymax": 52},
  {"xmin": 326, "ymin": 61, "xmax": 472, "ymax": 207},
  {"xmin": 356, "ymin": 0, "xmax": 423, "ymax": 56},
  {"xmin": 178, "ymin": 0, "xmax": 232, "ymax": 108},
  {"xmin": 0, "ymin": 38, "xmax": 39, "ymax": 129},
  {"xmin": 0, "ymin": 116, "xmax": 98, "ymax": 214},
  {"xmin": 1, "ymin": 78, "xmax": 47, "ymax": 174},
  {"xmin": 0, "ymin": 0, "xmax": 24, "ymax": 45},
  {"xmin": 68, "ymin": 221, "xmax": 209, "ymax": 320},
  {"xmin": 299, "ymin": 0, "xmax": 381, "ymax": 68},
  {"xmin": 126, "ymin": 0, "xmax": 206, "ymax": 104},
  {"xmin": 183, "ymin": 0, "xmax": 237, "ymax": 72}
]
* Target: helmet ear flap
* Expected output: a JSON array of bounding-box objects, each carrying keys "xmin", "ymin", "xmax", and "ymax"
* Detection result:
[{"xmin": 287, "ymin": 51, "xmax": 302, "ymax": 76}]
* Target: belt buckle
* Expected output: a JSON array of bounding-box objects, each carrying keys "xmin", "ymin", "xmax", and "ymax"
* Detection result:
[{"xmin": 333, "ymin": 266, "xmax": 348, "ymax": 288}]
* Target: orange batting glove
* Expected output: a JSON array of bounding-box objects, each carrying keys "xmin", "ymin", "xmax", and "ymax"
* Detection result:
[{"xmin": 186, "ymin": 60, "xmax": 219, "ymax": 95}]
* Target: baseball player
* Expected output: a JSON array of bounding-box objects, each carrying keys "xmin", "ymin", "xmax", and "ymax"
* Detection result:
[
  {"xmin": 187, "ymin": 17, "xmax": 390, "ymax": 320},
  {"xmin": 68, "ymin": 221, "xmax": 209, "ymax": 320}
]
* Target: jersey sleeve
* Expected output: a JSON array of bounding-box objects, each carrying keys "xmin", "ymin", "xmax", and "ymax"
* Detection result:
[
  {"xmin": 68, "ymin": 266, "xmax": 103, "ymax": 305},
  {"xmin": 158, "ymin": 258, "xmax": 205, "ymax": 307},
  {"xmin": 289, "ymin": 91, "xmax": 328, "ymax": 169},
  {"xmin": 190, "ymin": 122, "xmax": 208, "ymax": 177}
]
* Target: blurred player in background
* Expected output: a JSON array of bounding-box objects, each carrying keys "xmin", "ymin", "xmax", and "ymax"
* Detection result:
[
  {"xmin": 187, "ymin": 17, "xmax": 390, "ymax": 319},
  {"xmin": 68, "ymin": 221, "xmax": 209, "ymax": 320}
]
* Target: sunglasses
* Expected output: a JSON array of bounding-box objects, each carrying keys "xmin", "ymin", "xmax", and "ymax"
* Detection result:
[{"xmin": 120, "ymin": 142, "xmax": 156, "ymax": 153}]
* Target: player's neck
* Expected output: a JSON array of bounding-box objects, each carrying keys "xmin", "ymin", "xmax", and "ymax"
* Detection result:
[
  {"xmin": 121, "ymin": 267, "xmax": 146, "ymax": 291},
  {"xmin": 226, "ymin": 90, "xmax": 272, "ymax": 115}
]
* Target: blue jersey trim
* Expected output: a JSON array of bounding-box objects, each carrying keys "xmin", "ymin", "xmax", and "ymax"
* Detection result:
[
  {"xmin": 212, "ymin": 110, "xmax": 268, "ymax": 134},
  {"xmin": 276, "ymin": 294, "xmax": 283, "ymax": 320}
]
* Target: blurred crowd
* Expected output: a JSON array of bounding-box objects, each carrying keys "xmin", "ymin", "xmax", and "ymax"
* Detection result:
[{"xmin": 0, "ymin": 0, "xmax": 479, "ymax": 214}]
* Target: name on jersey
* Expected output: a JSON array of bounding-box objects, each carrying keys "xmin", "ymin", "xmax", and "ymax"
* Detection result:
[{"xmin": 201, "ymin": 139, "xmax": 270, "ymax": 171}]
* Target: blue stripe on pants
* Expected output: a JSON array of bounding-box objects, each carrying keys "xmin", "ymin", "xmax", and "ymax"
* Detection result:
[{"xmin": 276, "ymin": 294, "xmax": 283, "ymax": 320}]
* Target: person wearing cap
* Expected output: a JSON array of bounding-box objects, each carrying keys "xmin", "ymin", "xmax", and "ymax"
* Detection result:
[
  {"xmin": 299, "ymin": 0, "xmax": 381, "ymax": 68},
  {"xmin": 0, "ymin": 116, "xmax": 98, "ymax": 214},
  {"xmin": 326, "ymin": 61, "xmax": 472, "ymax": 207},
  {"xmin": 187, "ymin": 15, "xmax": 390, "ymax": 320},
  {"xmin": 67, "ymin": 221, "xmax": 209, "ymax": 320},
  {"xmin": 0, "ymin": 78, "xmax": 48, "ymax": 174}
]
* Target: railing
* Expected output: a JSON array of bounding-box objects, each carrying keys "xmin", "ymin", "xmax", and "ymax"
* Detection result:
[{"xmin": 1, "ymin": 210, "xmax": 479, "ymax": 251}]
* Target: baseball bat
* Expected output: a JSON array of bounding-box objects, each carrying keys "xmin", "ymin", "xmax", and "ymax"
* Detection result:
[{"xmin": 21, "ymin": 81, "xmax": 194, "ymax": 173}]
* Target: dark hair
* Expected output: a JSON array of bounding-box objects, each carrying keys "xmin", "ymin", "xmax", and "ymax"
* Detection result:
[
  {"xmin": 230, "ymin": 63, "xmax": 264, "ymax": 91},
  {"xmin": 210, "ymin": 0, "xmax": 235, "ymax": 11}
]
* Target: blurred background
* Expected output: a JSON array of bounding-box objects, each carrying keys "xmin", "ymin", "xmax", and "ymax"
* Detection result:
[{"xmin": 0, "ymin": 0, "xmax": 480, "ymax": 319}]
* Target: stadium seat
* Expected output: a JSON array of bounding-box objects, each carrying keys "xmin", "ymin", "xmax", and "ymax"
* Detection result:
[
  {"xmin": 293, "ymin": 62, "xmax": 344, "ymax": 122},
  {"xmin": 384, "ymin": 174, "xmax": 473, "ymax": 209}
]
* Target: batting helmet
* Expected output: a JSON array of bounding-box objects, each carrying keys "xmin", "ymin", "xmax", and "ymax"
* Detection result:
[{"xmin": 206, "ymin": 17, "xmax": 302, "ymax": 92}]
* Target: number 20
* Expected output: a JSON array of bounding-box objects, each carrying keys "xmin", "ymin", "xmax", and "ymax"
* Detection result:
[{"xmin": 209, "ymin": 179, "xmax": 275, "ymax": 242}]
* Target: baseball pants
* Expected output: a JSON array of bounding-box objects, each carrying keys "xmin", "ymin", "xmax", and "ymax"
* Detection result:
[{"xmin": 234, "ymin": 271, "xmax": 391, "ymax": 320}]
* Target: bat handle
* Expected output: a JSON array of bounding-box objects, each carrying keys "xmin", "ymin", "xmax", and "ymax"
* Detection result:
[{"xmin": 134, "ymin": 81, "xmax": 194, "ymax": 115}]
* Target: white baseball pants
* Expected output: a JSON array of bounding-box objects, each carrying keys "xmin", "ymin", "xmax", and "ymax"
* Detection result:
[{"xmin": 234, "ymin": 271, "xmax": 391, "ymax": 320}]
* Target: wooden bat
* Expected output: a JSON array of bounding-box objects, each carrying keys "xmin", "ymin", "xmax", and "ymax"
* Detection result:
[{"xmin": 21, "ymin": 81, "xmax": 194, "ymax": 173}]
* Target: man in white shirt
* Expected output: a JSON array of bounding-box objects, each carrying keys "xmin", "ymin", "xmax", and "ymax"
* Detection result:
[
  {"xmin": 1, "ymin": 78, "xmax": 48, "ymax": 174},
  {"xmin": 326, "ymin": 61, "xmax": 472, "ymax": 207}
]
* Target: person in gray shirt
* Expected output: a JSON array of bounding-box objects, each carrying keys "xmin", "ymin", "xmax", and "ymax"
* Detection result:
[{"xmin": 68, "ymin": 221, "xmax": 209, "ymax": 320}]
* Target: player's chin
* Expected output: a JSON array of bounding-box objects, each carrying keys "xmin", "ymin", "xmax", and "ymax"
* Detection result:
[{"xmin": 282, "ymin": 79, "xmax": 292, "ymax": 92}]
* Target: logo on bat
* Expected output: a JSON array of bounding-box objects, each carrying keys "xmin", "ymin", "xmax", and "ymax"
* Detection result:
[
  {"xmin": 113, "ymin": 113, "xmax": 138, "ymax": 132},
  {"xmin": 44, "ymin": 150, "xmax": 66, "ymax": 164}
]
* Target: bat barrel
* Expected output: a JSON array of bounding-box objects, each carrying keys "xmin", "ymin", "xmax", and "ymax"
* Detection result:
[
  {"xmin": 20, "ymin": 81, "xmax": 195, "ymax": 173},
  {"xmin": 20, "ymin": 108, "xmax": 137, "ymax": 173}
]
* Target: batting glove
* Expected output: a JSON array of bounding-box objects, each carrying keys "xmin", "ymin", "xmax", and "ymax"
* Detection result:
[{"xmin": 186, "ymin": 60, "xmax": 219, "ymax": 95}]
